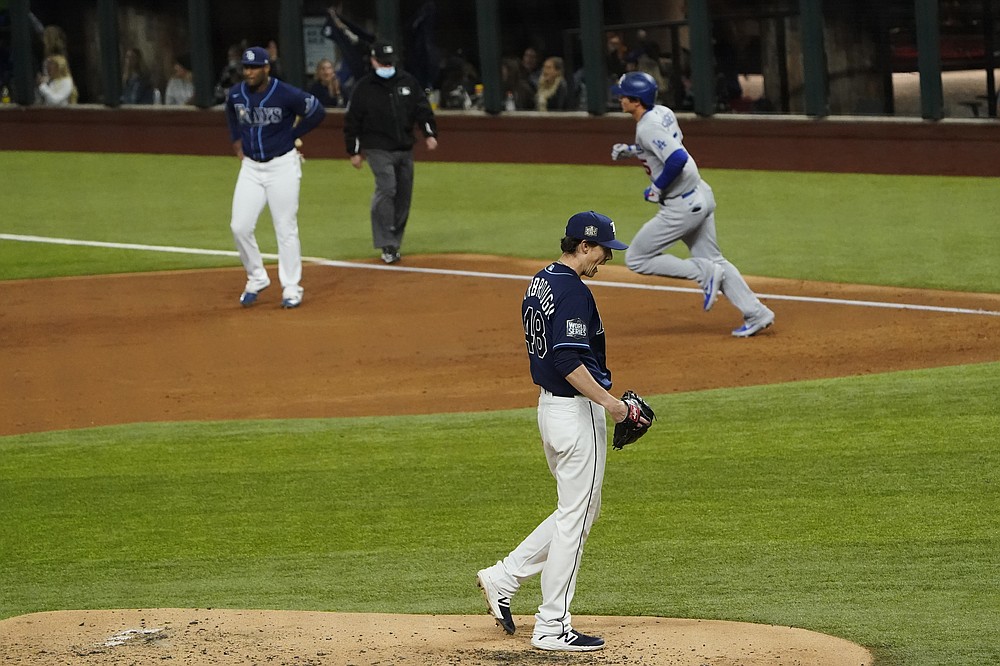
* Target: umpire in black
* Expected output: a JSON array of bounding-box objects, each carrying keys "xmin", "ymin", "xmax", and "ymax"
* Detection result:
[{"xmin": 344, "ymin": 40, "xmax": 438, "ymax": 264}]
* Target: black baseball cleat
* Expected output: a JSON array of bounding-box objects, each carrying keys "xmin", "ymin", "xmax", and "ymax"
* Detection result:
[
  {"xmin": 476, "ymin": 570, "xmax": 515, "ymax": 634},
  {"xmin": 531, "ymin": 629, "xmax": 605, "ymax": 652}
]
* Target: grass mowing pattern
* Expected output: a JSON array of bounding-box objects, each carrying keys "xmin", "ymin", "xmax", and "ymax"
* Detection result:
[
  {"xmin": 4, "ymin": 151, "xmax": 1000, "ymax": 291},
  {"xmin": 2, "ymin": 363, "xmax": 998, "ymax": 665}
]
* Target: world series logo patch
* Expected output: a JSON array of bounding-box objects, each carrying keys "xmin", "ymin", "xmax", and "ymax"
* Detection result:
[{"xmin": 566, "ymin": 318, "xmax": 587, "ymax": 338}]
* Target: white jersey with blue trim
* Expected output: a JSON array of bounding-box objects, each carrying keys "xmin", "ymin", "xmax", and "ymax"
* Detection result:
[
  {"xmin": 522, "ymin": 262, "xmax": 611, "ymax": 397},
  {"xmin": 634, "ymin": 104, "xmax": 701, "ymax": 198},
  {"xmin": 225, "ymin": 78, "xmax": 324, "ymax": 162}
]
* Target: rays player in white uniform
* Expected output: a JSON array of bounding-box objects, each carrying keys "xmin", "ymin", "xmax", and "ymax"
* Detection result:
[
  {"xmin": 226, "ymin": 46, "xmax": 326, "ymax": 309},
  {"xmin": 477, "ymin": 211, "xmax": 630, "ymax": 653},
  {"xmin": 610, "ymin": 72, "xmax": 774, "ymax": 337}
]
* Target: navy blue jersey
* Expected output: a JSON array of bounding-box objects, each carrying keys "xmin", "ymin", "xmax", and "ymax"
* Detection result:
[
  {"xmin": 522, "ymin": 262, "xmax": 612, "ymax": 396},
  {"xmin": 225, "ymin": 78, "xmax": 325, "ymax": 161}
]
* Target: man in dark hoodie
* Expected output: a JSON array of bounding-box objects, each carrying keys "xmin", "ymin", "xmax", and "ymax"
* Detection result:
[{"xmin": 344, "ymin": 40, "xmax": 438, "ymax": 264}]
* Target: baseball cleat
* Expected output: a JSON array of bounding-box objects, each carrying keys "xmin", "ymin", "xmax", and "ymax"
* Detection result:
[
  {"xmin": 239, "ymin": 283, "xmax": 269, "ymax": 307},
  {"xmin": 702, "ymin": 262, "xmax": 725, "ymax": 311},
  {"xmin": 381, "ymin": 246, "xmax": 401, "ymax": 264},
  {"xmin": 476, "ymin": 569, "xmax": 515, "ymax": 634},
  {"xmin": 732, "ymin": 307, "xmax": 775, "ymax": 338},
  {"xmin": 531, "ymin": 629, "xmax": 605, "ymax": 652},
  {"xmin": 281, "ymin": 296, "xmax": 301, "ymax": 309}
]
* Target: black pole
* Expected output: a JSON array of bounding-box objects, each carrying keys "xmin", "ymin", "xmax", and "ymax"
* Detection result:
[
  {"xmin": 97, "ymin": 0, "xmax": 122, "ymax": 107},
  {"xmin": 9, "ymin": 0, "xmax": 34, "ymax": 105},
  {"xmin": 279, "ymin": 0, "xmax": 305, "ymax": 88},
  {"xmin": 475, "ymin": 0, "xmax": 502, "ymax": 115},
  {"xmin": 687, "ymin": 0, "xmax": 715, "ymax": 116},
  {"xmin": 188, "ymin": 0, "xmax": 214, "ymax": 108},
  {"xmin": 799, "ymin": 0, "xmax": 828, "ymax": 117},
  {"xmin": 579, "ymin": 0, "xmax": 606, "ymax": 115},
  {"xmin": 776, "ymin": 17, "xmax": 789, "ymax": 112},
  {"xmin": 984, "ymin": 0, "xmax": 997, "ymax": 117},
  {"xmin": 914, "ymin": 0, "xmax": 943, "ymax": 120}
]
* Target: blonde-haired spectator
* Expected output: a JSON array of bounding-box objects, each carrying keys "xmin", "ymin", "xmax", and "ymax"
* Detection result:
[
  {"xmin": 535, "ymin": 56, "xmax": 571, "ymax": 112},
  {"xmin": 42, "ymin": 25, "xmax": 68, "ymax": 58},
  {"xmin": 36, "ymin": 55, "xmax": 78, "ymax": 106},
  {"xmin": 308, "ymin": 58, "xmax": 344, "ymax": 108}
]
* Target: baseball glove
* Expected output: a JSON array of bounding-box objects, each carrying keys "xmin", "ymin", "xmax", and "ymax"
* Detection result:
[{"xmin": 612, "ymin": 390, "xmax": 655, "ymax": 450}]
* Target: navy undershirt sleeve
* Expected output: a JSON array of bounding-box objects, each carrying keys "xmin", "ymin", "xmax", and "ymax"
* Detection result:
[{"xmin": 553, "ymin": 347, "xmax": 585, "ymax": 379}]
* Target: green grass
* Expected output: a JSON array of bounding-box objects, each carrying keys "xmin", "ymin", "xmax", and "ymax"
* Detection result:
[
  {"xmin": 2, "ymin": 363, "xmax": 999, "ymax": 665},
  {"xmin": 3, "ymin": 149, "xmax": 999, "ymax": 665},
  {"xmin": 3, "ymin": 151, "xmax": 999, "ymax": 291}
]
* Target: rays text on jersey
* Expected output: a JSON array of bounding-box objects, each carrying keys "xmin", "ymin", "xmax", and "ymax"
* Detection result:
[{"xmin": 235, "ymin": 104, "xmax": 284, "ymax": 125}]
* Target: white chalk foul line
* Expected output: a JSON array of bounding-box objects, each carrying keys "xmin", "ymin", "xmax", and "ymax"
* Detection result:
[{"xmin": 4, "ymin": 233, "xmax": 999, "ymax": 317}]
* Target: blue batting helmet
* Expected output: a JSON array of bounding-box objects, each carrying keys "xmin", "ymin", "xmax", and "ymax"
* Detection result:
[{"xmin": 610, "ymin": 72, "xmax": 658, "ymax": 107}]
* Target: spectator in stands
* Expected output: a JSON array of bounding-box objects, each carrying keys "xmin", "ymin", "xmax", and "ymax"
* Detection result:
[
  {"xmin": 606, "ymin": 31, "xmax": 628, "ymax": 81},
  {"xmin": 624, "ymin": 46, "xmax": 667, "ymax": 104},
  {"xmin": 309, "ymin": 57, "xmax": 344, "ymax": 107},
  {"xmin": 164, "ymin": 53, "xmax": 194, "ymax": 105},
  {"xmin": 713, "ymin": 24, "xmax": 743, "ymax": 111},
  {"xmin": 215, "ymin": 43, "xmax": 244, "ymax": 103},
  {"xmin": 436, "ymin": 50, "xmax": 477, "ymax": 109},
  {"xmin": 520, "ymin": 46, "xmax": 541, "ymax": 90},
  {"xmin": 535, "ymin": 56, "xmax": 571, "ymax": 112},
  {"xmin": 501, "ymin": 56, "xmax": 535, "ymax": 110},
  {"xmin": 409, "ymin": 0, "xmax": 439, "ymax": 90},
  {"xmin": 322, "ymin": 5, "xmax": 375, "ymax": 100},
  {"xmin": 572, "ymin": 66, "xmax": 588, "ymax": 111},
  {"xmin": 266, "ymin": 39, "xmax": 283, "ymax": 80},
  {"xmin": 42, "ymin": 25, "xmax": 67, "ymax": 58},
  {"xmin": 121, "ymin": 47, "xmax": 155, "ymax": 104},
  {"xmin": 36, "ymin": 54, "xmax": 77, "ymax": 106}
]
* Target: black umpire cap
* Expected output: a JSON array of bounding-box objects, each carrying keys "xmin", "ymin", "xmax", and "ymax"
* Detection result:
[{"xmin": 371, "ymin": 41, "xmax": 396, "ymax": 65}]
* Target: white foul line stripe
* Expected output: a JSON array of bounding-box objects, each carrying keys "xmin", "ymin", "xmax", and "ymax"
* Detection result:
[
  {"xmin": 3, "ymin": 233, "xmax": 999, "ymax": 317},
  {"xmin": 1, "ymin": 233, "xmax": 245, "ymax": 258}
]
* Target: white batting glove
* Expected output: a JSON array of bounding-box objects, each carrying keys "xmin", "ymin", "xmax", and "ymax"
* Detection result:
[
  {"xmin": 643, "ymin": 185, "xmax": 663, "ymax": 204},
  {"xmin": 611, "ymin": 143, "xmax": 638, "ymax": 161}
]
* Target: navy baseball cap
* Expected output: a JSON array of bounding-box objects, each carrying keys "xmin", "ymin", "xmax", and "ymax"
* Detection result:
[
  {"xmin": 241, "ymin": 46, "xmax": 270, "ymax": 67},
  {"xmin": 371, "ymin": 41, "xmax": 396, "ymax": 65},
  {"xmin": 565, "ymin": 211, "xmax": 628, "ymax": 250}
]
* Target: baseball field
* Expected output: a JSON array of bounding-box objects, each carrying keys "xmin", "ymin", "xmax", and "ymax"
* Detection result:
[{"xmin": 1, "ymin": 150, "xmax": 998, "ymax": 665}]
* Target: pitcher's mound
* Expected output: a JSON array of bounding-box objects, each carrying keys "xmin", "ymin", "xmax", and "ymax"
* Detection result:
[{"xmin": 0, "ymin": 608, "xmax": 871, "ymax": 665}]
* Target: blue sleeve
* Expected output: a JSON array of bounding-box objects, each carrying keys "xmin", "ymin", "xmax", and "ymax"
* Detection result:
[
  {"xmin": 224, "ymin": 89, "xmax": 240, "ymax": 142},
  {"xmin": 293, "ymin": 93, "xmax": 326, "ymax": 138},
  {"xmin": 653, "ymin": 148, "xmax": 689, "ymax": 190}
]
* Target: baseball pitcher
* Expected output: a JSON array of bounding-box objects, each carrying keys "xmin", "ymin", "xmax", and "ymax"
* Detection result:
[{"xmin": 477, "ymin": 211, "xmax": 652, "ymax": 653}]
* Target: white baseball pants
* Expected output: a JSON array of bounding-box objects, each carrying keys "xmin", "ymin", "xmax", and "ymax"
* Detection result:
[
  {"xmin": 230, "ymin": 149, "xmax": 303, "ymax": 298},
  {"xmin": 487, "ymin": 390, "xmax": 607, "ymax": 637}
]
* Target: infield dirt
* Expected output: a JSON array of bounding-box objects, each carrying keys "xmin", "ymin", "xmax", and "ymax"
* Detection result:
[{"xmin": 3, "ymin": 254, "xmax": 999, "ymax": 664}]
